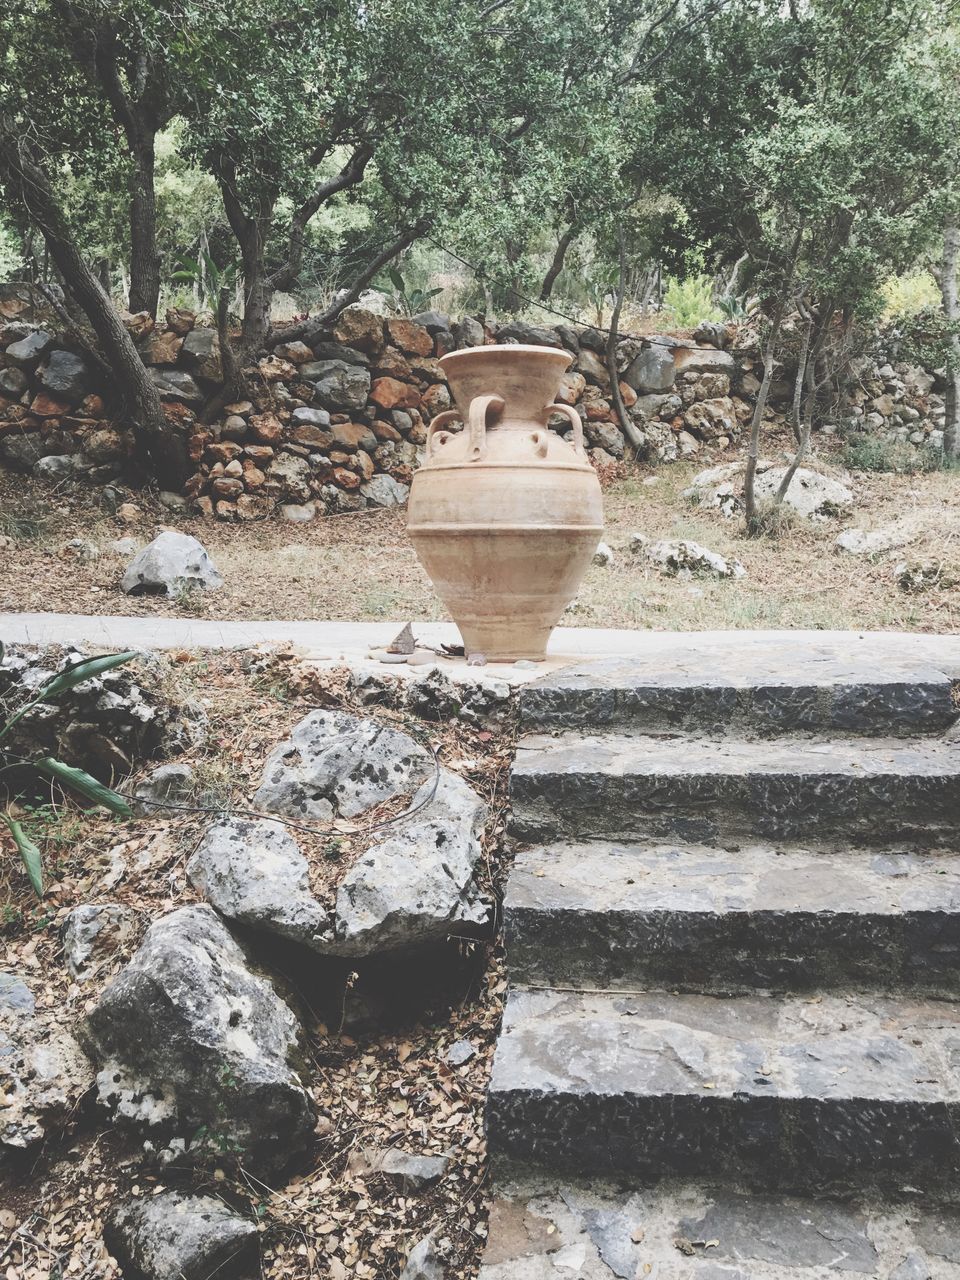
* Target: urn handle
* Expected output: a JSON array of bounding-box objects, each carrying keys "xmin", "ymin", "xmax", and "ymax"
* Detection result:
[
  {"xmin": 545, "ymin": 402, "xmax": 587, "ymax": 455},
  {"xmin": 426, "ymin": 394, "xmax": 505, "ymax": 463}
]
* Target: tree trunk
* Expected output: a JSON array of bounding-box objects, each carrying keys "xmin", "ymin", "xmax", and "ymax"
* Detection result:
[
  {"xmin": 0, "ymin": 127, "xmax": 187, "ymax": 488},
  {"xmin": 540, "ymin": 225, "xmax": 577, "ymax": 301},
  {"xmin": 940, "ymin": 214, "xmax": 960, "ymax": 460},
  {"xmin": 127, "ymin": 136, "xmax": 161, "ymax": 316},
  {"xmin": 606, "ymin": 228, "xmax": 646, "ymax": 453},
  {"xmin": 743, "ymin": 298, "xmax": 787, "ymax": 526}
]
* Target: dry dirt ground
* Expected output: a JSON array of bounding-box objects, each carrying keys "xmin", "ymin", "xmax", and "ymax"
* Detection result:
[
  {"xmin": 2, "ymin": 438, "xmax": 959, "ymax": 633},
  {"xmin": 1, "ymin": 654, "xmax": 515, "ymax": 1279}
]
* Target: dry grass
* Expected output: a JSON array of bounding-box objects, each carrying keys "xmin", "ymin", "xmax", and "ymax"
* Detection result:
[{"xmin": 1, "ymin": 440, "xmax": 959, "ymax": 632}]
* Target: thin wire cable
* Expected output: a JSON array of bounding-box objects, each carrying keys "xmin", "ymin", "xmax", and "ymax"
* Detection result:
[{"xmin": 420, "ymin": 231, "xmax": 659, "ymax": 344}]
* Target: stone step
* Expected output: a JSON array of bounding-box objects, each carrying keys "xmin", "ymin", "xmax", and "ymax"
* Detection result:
[
  {"xmin": 479, "ymin": 1172, "xmax": 960, "ymax": 1277},
  {"xmin": 510, "ymin": 731, "xmax": 960, "ymax": 846},
  {"xmin": 504, "ymin": 841, "xmax": 960, "ymax": 995},
  {"xmin": 519, "ymin": 647, "xmax": 959, "ymax": 737},
  {"xmin": 487, "ymin": 988, "xmax": 960, "ymax": 1194}
]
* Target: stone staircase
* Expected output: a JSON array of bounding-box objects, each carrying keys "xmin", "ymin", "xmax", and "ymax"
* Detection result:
[{"xmin": 480, "ymin": 638, "xmax": 960, "ymax": 1278}]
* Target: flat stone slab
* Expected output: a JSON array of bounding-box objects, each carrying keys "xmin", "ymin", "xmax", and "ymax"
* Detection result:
[
  {"xmin": 510, "ymin": 732, "xmax": 960, "ymax": 846},
  {"xmin": 505, "ymin": 841, "xmax": 960, "ymax": 994},
  {"xmin": 479, "ymin": 1173, "xmax": 960, "ymax": 1277},
  {"xmin": 520, "ymin": 651, "xmax": 958, "ymax": 736},
  {"xmin": 487, "ymin": 988, "xmax": 960, "ymax": 1192}
]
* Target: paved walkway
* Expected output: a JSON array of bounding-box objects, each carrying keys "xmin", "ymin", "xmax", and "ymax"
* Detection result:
[{"xmin": 4, "ymin": 612, "xmax": 960, "ymax": 683}]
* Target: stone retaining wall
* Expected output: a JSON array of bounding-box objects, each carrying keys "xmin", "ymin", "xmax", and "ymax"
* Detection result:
[{"xmin": 0, "ymin": 286, "xmax": 946, "ymax": 520}]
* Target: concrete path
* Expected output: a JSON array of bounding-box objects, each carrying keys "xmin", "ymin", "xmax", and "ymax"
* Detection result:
[{"xmin": 4, "ymin": 611, "xmax": 960, "ymax": 675}]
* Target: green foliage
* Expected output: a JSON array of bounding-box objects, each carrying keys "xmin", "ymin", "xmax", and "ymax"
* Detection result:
[
  {"xmin": 843, "ymin": 435, "xmax": 942, "ymax": 473},
  {"xmin": 662, "ymin": 274, "xmax": 721, "ymax": 327},
  {"xmin": 373, "ymin": 266, "xmax": 443, "ymax": 316},
  {"xmin": 882, "ymin": 271, "xmax": 942, "ymax": 319},
  {"xmin": 0, "ymin": 646, "xmax": 138, "ymax": 895}
]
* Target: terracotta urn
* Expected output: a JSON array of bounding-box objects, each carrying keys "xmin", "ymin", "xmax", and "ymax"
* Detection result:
[{"xmin": 407, "ymin": 343, "xmax": 603, "ymax": 661}]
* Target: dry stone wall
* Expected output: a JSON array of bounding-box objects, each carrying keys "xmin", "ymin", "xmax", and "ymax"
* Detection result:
[{"xmin": 0, "ymin": 285, "xmax": 947, "ymax": 520}]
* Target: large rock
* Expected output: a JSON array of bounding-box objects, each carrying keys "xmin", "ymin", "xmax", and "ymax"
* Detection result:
[
  {"xmin": 632, "ymin": 534, "xmax": 746, "ymax": 579},
  {"xmin": 1, "ymin": 429, "xmax": 65, "ymax": 472},
  {"xmin": 180, "ymin": 327, "xmax": 223, "ymax": 382},
  {"xmin": 305, "ymin": 360, "xmax": 371, "ymax": 413},
  {"xmin": 835, "ymin": 524, "xmax": 915, "ymax": 556},
  {"xmin": 38, "ymin": 349, "xmax": 92, "ymax": 404},
  {"xmin": 121, "ymin": 531, "xmax": 224, "ymax": 595},
  {"xmin": 623, "ymin": 344, "xmax": 675, "ymax": 394},
  {"xmin": 4, "ymin": 329, "xmax": 53, "ymax": 365},
  {"xmin": 148, "ymin": 367, "xmax": 204, "ymax": 407},
  {"xmin": 190, "ymin": 718, "xmax": 490, "ymax": 957},
  {"xmin": 336, "ymin": 769, "xmax": 489, "ymax": 954},
  {"xmin": 252, "ymin": 709, "xmax": 433, "ymax": 821},
  {"xmin": 754, "ymin": 466, "xmax": 854, "ymax": 520},
  {"xmin": 683, "ymin": 395, "xmax": 739, "ymax": 440},
  {"xmin": 1, "ymin": 980, "xmax": 93, "ymax": 1150},
  {"xmin": 106, "ymin": 1191, "xmax": 257, "ymax": 1280},
  {"xmin": 82, "ymin": 905, "xmax": 315, "ymax": 1170},
  {"xmin": 672, "ymin": 345, "xmax": 737, "ymax": 376},
  {"xmin": 361, "ymin": 474, "xmax": 409, "ymax": 508}
]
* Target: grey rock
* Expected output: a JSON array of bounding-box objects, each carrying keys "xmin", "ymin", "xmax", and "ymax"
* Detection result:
[
  {"xmin": 280, "ymin": 501, "xmax": 316, "ymax": 522},
  {"xmin": 379, "ymin": 1149, "xmax": 449, "ymax": 1188},
  {"xmin": 61, "ymin": 537, "xmax": 100, "ymax": 562},
  {"xmin": 412, "ymin": 310, "xmax": 452, "ymax": 336},
  {"xmin": 121, "ymin": 531, "xmax": 224, "ymax": 596},
  {"xmin": 191, "ymin": 768, "xmax": 488, "ymax": 959},
  {"xmin": 105, "ymin": 536, "xmax": 142, "ymax": 556},
  {"xmin": 361, "ymin": 473, "xmax": 409, "ymax": 508},
  {"xmin": 673, "ymin": 345, "xmax": 737, "ymax": 376},
  {"xmin": 308, "ymin": 342, "xmax": 370, "ymax": 366},
  {"xmin": 753, "ymin": 466, "xmax": 853, "ymax": 519},
  {"xmin": 62, "ymin": 904, "xmax": 137, "ymax": 982},
  {"xmin": 106, "ymin": 1190, "xmax": 257, "ymax": 1280},
  {"xmin": 181, "ymin": 327, "xmax": 222, "ymax": 381},
  {"xmin": 0, "ymin": 973, "xmax": 35, "ymax": 1013},
  {"xmin": 291, "ymin": 406, "xmax": 331, "ymax": 428},
  {"xmin": 592, "ymin": 541, "xmax": 614, "ymax": 567},
  {"xmin": 187, "ymin": 817, "xmax": 330, "ymax": 948},
  {"xmin": 34, "ymin": 453, "xmax": 77, "ymax": 481},
  {"xmin": 253, "ymin": 709, "xmax": 433, "ymax": 821},
  {"xmin": 678, "ymin": 1194, "xmax": 877, "ymax": 1271},
  {"xmin": 0, "ymin": 365, "xmax": 28, "ymax": 396},
  {"xmin": 835, "ymin": 525, "xmax": 914, "ymax": 556},
  {"xmin": 1, "ymin": 430, "xmax": 57, "ymax": 472},
  {"xmin": 447, "ymin": 1039, "xmax": 476, "ymax": 1066},
  {"xmin": 406, "ymin": 668, "xmax": 460, "ymax": 719},
  {"xmin": 132, "ymin": 762, "xmax": 196, "ymax": 817},
  {"xmin": 38, "ymin": 349, "xmax": 92, "ymax": 403},
  {"xmin": 158, "ymin": 490, "xmax": 188, "ymax": 511},
  {"xmin": 402, "ymin": 1233, "xmax": 444, "ymax": 1280},
  {"xmin": 890, "ymin": 1252, "xmax": 931, "ymax": 1279},
  {"xmin": 575, "ymin": 348, "xmax": 610, "ymax": 386},
  {"xmin": 1, "ymin": 996, "xmax": 93, "ymax": 1149},
  {"xmin": 306, "ymin": 359, "xmax": 371, "ymax": 412},
  {"xmin": 497, "ymin": 322, "xmax": 563, "ymax": 348},
  {"xmin": 335, "ymin": 769, "xmax": 489, "ymax": 953},
  {"xmin": 631, "ymin": 534, "xmax": 746, "ymax": 579},
  {"xmin": 623, "ymin": 344, "xmax": 676, "ymax": 394},
  {"xmin": 82, "ymin": 904, "xmax": 315, "ymax": 1170},
  {"xmin": 5, "ymin": 329, "xmax": 53, "ymax": 365},
  {"xmin": 455, "ymin": 316, "xmax": 485, "ymax": 348},
  {"xmin": 148, "ymin": 367, "xmax": 204, "ymax": 407}
]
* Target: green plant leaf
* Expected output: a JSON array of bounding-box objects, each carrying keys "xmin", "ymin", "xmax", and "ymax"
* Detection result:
[
  {"xmin": 2, "ymin": 812, "xmax": 42, "ymax": 895},
  {"xmin": 33, "ymin": 758, "xmax": 133, "ymax": 817},
  {"xmin": 388, "ymin": 265, "xmax": 405, "ymax": 293},
  {"xmin": 37, "ymin": 651, "xmax": 139, "ymax": 701}
]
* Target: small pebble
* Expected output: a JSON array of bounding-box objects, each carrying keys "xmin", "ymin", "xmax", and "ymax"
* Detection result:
[{"xmin": 447, "ymin": 1039, "xmax": 475, "ymax": 1066}]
